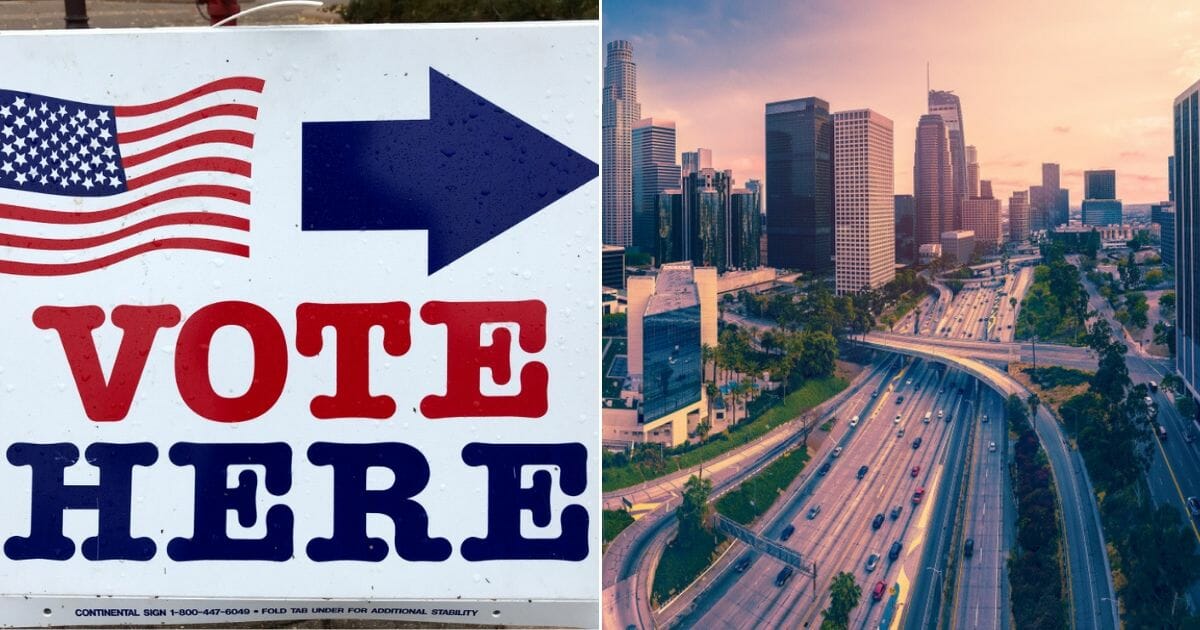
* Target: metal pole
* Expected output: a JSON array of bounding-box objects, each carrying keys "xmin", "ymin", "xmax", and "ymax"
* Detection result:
[{"xmin": 64, "ymin": 0, "xmax": 89, "ymax": 28}]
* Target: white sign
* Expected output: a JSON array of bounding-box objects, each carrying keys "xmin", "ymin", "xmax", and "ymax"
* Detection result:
[{"xmin": 0, "ymin": 22, "xmax": 599, "ymax": 628}]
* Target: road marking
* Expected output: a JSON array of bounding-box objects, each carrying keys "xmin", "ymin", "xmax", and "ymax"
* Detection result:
[{"xmin": 1151, "ymin": 433, "xmax": 1200, "ymax": 545}]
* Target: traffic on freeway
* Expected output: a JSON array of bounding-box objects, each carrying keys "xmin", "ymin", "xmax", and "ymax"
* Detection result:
[{"xmin": 668, "ymin": 359, "xmax": 982, "ymax": 629}]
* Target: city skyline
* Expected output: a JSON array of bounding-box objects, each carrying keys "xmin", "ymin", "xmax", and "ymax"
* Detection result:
[{"xmin": 603, "ymin": 0, "xmax": 1199, "ymax": 205}]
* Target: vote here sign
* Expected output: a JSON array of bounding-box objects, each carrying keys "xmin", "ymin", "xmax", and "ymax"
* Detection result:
[{"xmin": 0, "ymin": 22, "xmax": 599, "ymax": 628}]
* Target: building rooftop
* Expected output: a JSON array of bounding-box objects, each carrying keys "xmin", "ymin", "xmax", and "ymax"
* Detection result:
[{"xmin": 645, "ymin": 262, "xmax": 699, "ymax": 316}]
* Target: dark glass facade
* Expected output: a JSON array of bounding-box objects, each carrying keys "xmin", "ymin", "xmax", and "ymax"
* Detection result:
[
  {"xmin": 765, "ymin": 97, "xmax": 834, "ymax": 271},
  {"xmin": 1175, "ymin": 85, "xmax": 1199, "ymax": 399},
  {"xmin": 641, "ymin": 305, "xmax": 701, "ymax": 423},
  {"xmin": 656, "ymin": 191, "xmax": 684, "ymax": 265},
  {"xmin": 1084, "ymin": 170, "xmax": 1117, "ymax": 200},
  {"xmin": 894, "ymin": 194, "xmax": 916, "ymax": 265},
  {"xmin": 730, "ymin": 188, "xmax": 762, "ymax": 269}
]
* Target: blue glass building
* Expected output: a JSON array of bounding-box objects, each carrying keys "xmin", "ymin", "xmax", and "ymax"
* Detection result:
[{"xmin": 640, "ymin": 265, "xmax": 702, "ymax": 424}]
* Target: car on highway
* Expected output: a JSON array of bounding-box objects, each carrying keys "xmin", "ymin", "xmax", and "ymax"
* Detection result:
[
  {"xmin": 872, "ymin": 581, "xmax": 886, "ymax": 601},
  {"xmin": 1159, "ymin": 425, "xmax": 1168, "ymax": 440},
  {"xmin": 938, "ymin": 408, "xmax": 944, "ymax": 418},
  {"xmin": 1188, "ymin": 497, "xmax": 1200, "ymax": 518},
  {"xmin": 832, "ymin": 446, "xmax": 843, "ymax": 458},
  {"xmin": 964, "ymin": 538, "xmax": 974, "ymax": 558},
  {"xmin": 906, "ymin": 378, "xmax": 912, "ymax": 385},
  {"xmin": 923, "ymin": 411, "xmax": 931, "ymax": 424},
  {"xmin": 865, "ymin": 554, "xmax": 879, "ymax": 573},
  {"xmin": 734, "ymin": 557, "xmax": 751, "ymax": 573},
  {"xmin": 894, "ymin": 414, "xmax": 902, "ymax": 424},
  {"xmin": 850, "ymin": 415, "xmax": 860, "ymax": 427},
  {"xmin": 912, "ymin": 487, "xmax": 925, "ymax": 504},
  {"xmin": 807, "ymin": 505, "xmax": 822, "ymax": 520},
  {"xmin": 896, "ymin": 396, "xmax": 904, "ymax": 404},
  {"xmin": 871, "ymin": 513, "xmax": 885, "ymax": 530},
  {"xmin": 888, "ymin": 540, "xmax": 903, "ymax": 561},
  {"xmin": 818, "ymin": 462, "xmax": 831, "ymax": 476},
  {"xmin": 871, "ymin": 391, "xmax": 878, "ymax": 398},
  {"xmin": 890, "ymin": 505, "xmax": 903, "ymax": 520},
  {"xmin": 982, "ymin": 414, "xmax": 988, "ymax": 423},
  {"xmin": 910, "ymin": 465, "xmax": 920, "ymax": 478},
  {"xmin": 989, "ymin": 441, "xmax": 997, "ymax": 452},
  {"xmin": 896, "ymin": 428, "xmax": 906, "ymax": 437},
  {"xmin": 857, "ymin": 465, "xmax": 869, "ymax": 480},
  {"xmin": 775, "ymin": 566, "xmax": 794, "ymax": 587},
  {"xmin": 780, "ymin": 524, "xmax": 795, "ymax": 541},
  {"xmin": 911, "ymin": 437, "xmax": 923, "ymax": 449}
]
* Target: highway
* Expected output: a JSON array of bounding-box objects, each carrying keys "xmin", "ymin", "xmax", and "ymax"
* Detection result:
[
  {"xmin": 667, "ymin": 359, "xmax": 977, "ymax": 629},
  {"xmin": 857, "ymin": 334, "xmax": 1118, "ymax": 630},
  {"xmin": 951, "ymin": 389, "xmax": 1013, "ymax": 630},
  {"xmin": 602, "ymin": 359, "xmax": 904, "ymax": 630}
]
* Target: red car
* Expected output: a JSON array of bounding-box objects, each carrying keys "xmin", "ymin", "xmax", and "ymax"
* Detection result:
[
  {"xmin": 912, "ymin": 487, "xmax": 925, "ymax": 505},
  {"xmin": 910, "ymin": 465, "xmax": 920, "ymax": 478},
  {"xmin": 872, "ymin": 581, "xmax": 887, "ymax": 601}
]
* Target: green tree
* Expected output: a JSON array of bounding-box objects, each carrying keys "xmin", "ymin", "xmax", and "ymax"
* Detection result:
[
  {"xmin": 820, "ymin": 572, "xmax": 862, "ymax": 629},
  {"xmin": 676, "ymin": 475, "xmax": 714, "ymax": 542},
  {"xmin": 800, "ymin": 331, "xmax": 838, "ymax": 378},
  {"xmin": 1178, "ymin": 396, "xmax": 1198, "ymax": 420},
  {"xmin": 1160, "ymin": 292, "xmax": 1177, "ymax": 320},
  {"xmin": 1154, "ymin": 321, "xmax": 1176, "ymax": 356}
]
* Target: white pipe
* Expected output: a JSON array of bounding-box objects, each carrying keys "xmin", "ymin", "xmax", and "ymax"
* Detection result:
[{"xmin": 211, "ymin": 0, "xmax": 324, "ymax": 27}]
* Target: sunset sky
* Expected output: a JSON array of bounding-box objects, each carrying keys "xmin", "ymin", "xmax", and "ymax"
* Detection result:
[{"xmin": 604, "ymin": 0, "xmax": 1200, "ymax": 205}]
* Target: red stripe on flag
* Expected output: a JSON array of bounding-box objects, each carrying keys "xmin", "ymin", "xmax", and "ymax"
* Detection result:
[
  {"xmin": 0, "ymin": 185, "xmax": 250, "ymax": 224},
  {"xmin": 116, "ymin": 104, "xmax": 259, "ymax": 144},
  {"xmin": 121, "ymin": 130, "xmax": 255, "ymax": 168},
  {"xmin": 0, "ymin": 238, "xmax": 249, "ymax": 276},
  {"xmin": 112, "ymin": 77, "xmax": 265, "ymax": 117},
  {"xmin": 0, "ymin": 212, "xmax": 249, "ymax": 250},
  {"xmin": 124, "ymin": 158, "xmax": 251, "ymax": 190}
]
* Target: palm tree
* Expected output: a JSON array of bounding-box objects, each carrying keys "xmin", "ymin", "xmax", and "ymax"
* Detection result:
[{"xmin": 705, "ymin": 381, "xmax": 720, "ymax": 430}]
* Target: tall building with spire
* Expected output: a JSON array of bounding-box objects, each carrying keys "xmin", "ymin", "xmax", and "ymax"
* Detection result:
[
  {"xmin": 632, "ymin": 118, "xmax": 680, "ymax": 255},
  {"xmin": 914, "ymin": 114, "xmax": 954, "ymax": 246},
  {"xmin": 834, "ymin": 109, "xmax": 895, "ymax": 294},
  {"xmin": 928, "ymin": 90, "xmax": 968, "ymax": 227},
  {"xmin": 765, "ymin": 97, "xmax": 834, "ymax": 271},
  {"xmin": 603, "ymin": 40, "xmax": 641, "ymax": 246}
]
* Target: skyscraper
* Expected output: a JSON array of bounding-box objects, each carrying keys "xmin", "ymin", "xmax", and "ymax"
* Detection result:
[
  {"xmin": 1152, "ymin": 202, "xmax": 1175, "ymax": 268},
  {"xmin": 730, "ymin": 185, "xmax": 762, "ymax": 270},
  {"xmin": 966, "ymin": 145, "xmax": 980, "ymax": 198},
  {"xmin": 765, "ymin": 97, "xmax": 835, "ymax": 271},
  {"xmin": 962, "ymin": 197, "xmax": 1003, "ymax": 251},
  {"xmin": 1082, "ymin": 169, "xmax": 1122, "ymax": 226},
  {"xmin": 602, "ymin": 40, "xmax": 641, "ymax": 246},
  {"xmin": 894, "ymin": 195, "xmax": 916, "ymax": 266},
  {"xmin": 833, "ymin": 109, "xmax": 895, "ymax": 294},
  {"xmin": 681, "ymin": 149, "xmax": 712, "ymax": 176},
  {"xmin": 914, "ymin": 114, "xmax": 954, "ymax": 246},
  {"xmin": 1009, "ymin": 190, "xmax": 1030, "ymax": 243},
  {"xmin": 1030, "ymin": 162, "xmax": 1066, "ymax": 230},
  {"xmin": 682, "ymin": 167, "xmax": 734, "ymax": 271},
  {"xmin": 1084, "ymin": 169, "xmax": 1117, "ymax": 200},
  {"xmin": 929, "ymin": 90, "xmax": 968, "ymax": 226},
  {"xmin": 1174, "ymin": 78, "xmax": 1199, "ymax": 399},
  {"xmin": 980, "ymin": 180, "xmax": 993, "ymax": 200},
  {"xmin": 632, "ymin": 118, "xmax": 681, "ymax": 255}
]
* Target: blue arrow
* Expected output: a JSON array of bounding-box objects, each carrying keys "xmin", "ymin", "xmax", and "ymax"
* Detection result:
[{"xmin": 301, "ymin": 68, "xmax": 598, "ymax": 274}]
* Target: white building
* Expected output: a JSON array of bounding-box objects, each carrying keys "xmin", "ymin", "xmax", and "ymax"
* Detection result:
[{"xmin": 833, "ymin": 109, "xmax": 895, "ymax": 294}]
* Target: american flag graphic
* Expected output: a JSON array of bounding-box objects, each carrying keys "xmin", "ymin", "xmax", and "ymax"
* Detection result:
[{"xmin": 0, "ymin": 77, "xmax": 263, "ymax": 276}]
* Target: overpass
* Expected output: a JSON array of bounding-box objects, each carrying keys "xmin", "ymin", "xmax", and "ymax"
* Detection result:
[{"xmin": 858, "ymin": 335, "xmax": 1118, "ymax": 630}]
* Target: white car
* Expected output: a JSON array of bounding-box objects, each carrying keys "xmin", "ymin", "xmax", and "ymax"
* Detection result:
[
  {"xmin": 982, "ymin": 414, "xmax": 988, "ymax": 423},
  {"xmin": 989, "ymin": 441, "xmax": 997, "ymax": 452},
  {"xmin": 832, "ymin": 446, "xmax": 843, "ymax": 458},
  {"xmin": 894, "ymin": 415, "xmax": 902, "ymax": 424},
  {"xmin": 849, "ymin": 415, "xmax": 860, "ymax": 428}
]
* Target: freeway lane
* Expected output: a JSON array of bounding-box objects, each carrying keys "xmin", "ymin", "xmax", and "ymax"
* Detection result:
[
  {"xmin": 858, "ymin": 336, "xmax": 1118, "ymax": 630},
  {"xmin": 952, "ymin": 389, "xmax": 1013, "ymax": 630}
]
